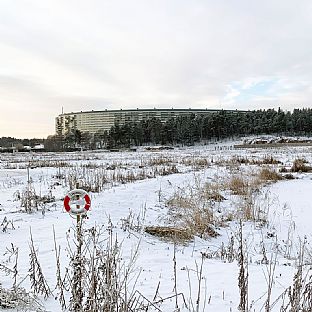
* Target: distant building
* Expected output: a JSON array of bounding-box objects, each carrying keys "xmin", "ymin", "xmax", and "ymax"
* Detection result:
[
  {"xmin": 33, "ymin": 144, "xmax": 45, "ymax": 151},
  {"xmin": 55, "ymin": 108, "xmax": 238, "ymax": 135}
]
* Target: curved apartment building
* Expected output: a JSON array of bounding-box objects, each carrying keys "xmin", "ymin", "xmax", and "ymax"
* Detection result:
[{"xmin": 56, "ymin": 108, "xmax": 231, "ymax": 135}]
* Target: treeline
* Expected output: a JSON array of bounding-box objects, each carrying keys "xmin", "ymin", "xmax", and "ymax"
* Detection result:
[
  {"xmin": 44, "ymin": 107, "xmax": 312, "ymax": 150},
  {"xmin": 3, "ymin": 108, "xmax": 312, "ymax": 151},
  {"xmin": 0, "ymin": 137, "xmax": 44, "ymax": 148},
  {"xmin": 105, "ymin": 108, "xmax": 312, "ymax": 147}
]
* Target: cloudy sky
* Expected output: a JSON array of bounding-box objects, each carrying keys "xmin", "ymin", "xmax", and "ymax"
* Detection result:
[{"xmin": 1, "ymin": 0, "xmax": 312, "ymax": 138}]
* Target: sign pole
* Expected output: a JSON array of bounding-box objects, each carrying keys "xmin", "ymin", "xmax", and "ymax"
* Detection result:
[
  {"xmin": 63, "ymin": 183, "xmax": 91, "ymax": 311},
  {"xmin": 76, "ymin": 182, "xmax": 81, "ymax": 227}
]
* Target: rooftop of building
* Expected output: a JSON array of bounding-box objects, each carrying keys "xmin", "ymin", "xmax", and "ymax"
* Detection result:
[{"xmin": 58, "ymin": 108, "xmax": 244, "ymax": 116}]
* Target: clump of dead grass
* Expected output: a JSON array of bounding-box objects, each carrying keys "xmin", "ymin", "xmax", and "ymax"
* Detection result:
[
  {"xmin": 165, "ymin": 184, "xmax": 220, "ymax": 240},
  {"xmin": 201, "ymin": 182, "xmax": 226, "ymax": 202},
  {"xmin": 193, "ymin": 158, "xmax": 210, "ymax": 168},
  {"xmin": 147, "ymin": 156, "xmax": 174, "ymax": 166},
  {"xmin": 260, "ymin": 156, "xmax": 282, "ymax": 165},
  {"xmin": 179, "ymin": 157, "xmax": 210, "ymax": 169},
  {"xmin": 144, "ymin": 226, "xmax": 193, "ymax": 242},
  {"xmin": 291, "ymin": 158, "xmax": 311, "ymax": 172},
  {"xmin": 258, "ymin": 168, "xmax": 283, "ymax": 182},
  {"xmin": 228, "ymin": 176, "xmax": 249, "ymax": 195}
]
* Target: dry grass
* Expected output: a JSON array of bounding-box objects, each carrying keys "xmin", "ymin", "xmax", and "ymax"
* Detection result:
[
  {"xmin": 166, "ymin": 192, "xmax": 194, "ymax": 210},
  {"xmin": 230, "ymin": 155, "xmax": 282, "ymax": 166},
  {"xmin": 144, "ymin": 226, "xmax": 193, "ymax": 242},
  {"xmin": 166, "ymin": 187, "xmax": 218, "ymax": 239},
  {"xmin": 180, "ymin": 157, "xmax": 210, "ymax": 169},
  {"xmin": 165, "ymin": 168, "xmax": 278, "ymax": 236},
  {"xmin": 155, "ymin": 165, "xmax": 179, "ymax": 176},
  {"xmin": 228, "ymin": 176, "xmax": 249, "ymax": 195},
  {"xmin": 147, "ymin": 156, "xmax": 174, "ymax": 166},
  {"xmin": 188, "ymin": 208, "xmax": 219, "ymax": 237},
  {"xmin": 202, "ymin": 183, "xmax": 226, "ymax": 202},
  {"xmin": 192, "ymin": 158, "xmax": 210, "ymax": 168},
  {"xmin": 62, "ymin": 162, "xmax": 180, "ymax": 192},
  {"xmin": 291, "ymin": 158, "xmax": 311, "ymax": 172},
  {"xmin": 258, "ymin": 168, "xmax": 283, "ymax": 182},
  {"xmin": 260, "ymin": 156, "xmax": 282, "ymax": 165}
]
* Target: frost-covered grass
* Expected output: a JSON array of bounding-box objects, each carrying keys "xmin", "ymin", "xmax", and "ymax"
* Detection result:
[{"xmin": 1, "ymin": 142, "xmax": 312, "ymax": 311}]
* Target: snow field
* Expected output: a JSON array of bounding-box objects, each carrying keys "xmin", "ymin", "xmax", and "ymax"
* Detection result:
[{"xmin": 0, "ymin": 142, "xmax": 312, "ymax": 311}]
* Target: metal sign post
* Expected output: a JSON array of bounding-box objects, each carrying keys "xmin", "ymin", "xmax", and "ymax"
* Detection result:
[{"xmin": 64, "ymin": 186, "xmax": 91, "ymax": 310}]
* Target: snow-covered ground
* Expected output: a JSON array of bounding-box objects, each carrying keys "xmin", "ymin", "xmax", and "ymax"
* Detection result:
[{"xmin": 1, "ymin": 142, "xmax": 312, "ymax": 311}]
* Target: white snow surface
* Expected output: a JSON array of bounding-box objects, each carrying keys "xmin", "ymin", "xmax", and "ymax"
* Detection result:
[{"xmin": 0, "ymin": 142, "xmax": 312, "ymax": 311}]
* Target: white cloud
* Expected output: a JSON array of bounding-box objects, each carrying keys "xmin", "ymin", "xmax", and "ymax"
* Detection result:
[{"xmin": 0, "ymin": 0, "xmax": 312, "ymax": 137}]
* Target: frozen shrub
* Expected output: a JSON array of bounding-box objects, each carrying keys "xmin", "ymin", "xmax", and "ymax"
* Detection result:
[
  {"xmin": 0, "ymin": 287, "xmax": 45, "ymax": 311},
  {"xmin": 14, "ymin": 188, "xmax": 55, "ymax": 213},
  {"xmin": 0, "ymin": 217, "xmax": 15, "ymax": 232}
]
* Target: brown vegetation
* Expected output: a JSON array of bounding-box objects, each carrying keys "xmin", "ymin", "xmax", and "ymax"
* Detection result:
[
  {"xmin": 144, "ymin": 226, "xmax": 193, "ymax": 242},
  {"xmin": 291, "ymin": 158, "xmax": 311, "ymax": 172},
  {"xmin": 258, "ymin": 168, "xmax": 283, "ymax": 182}
]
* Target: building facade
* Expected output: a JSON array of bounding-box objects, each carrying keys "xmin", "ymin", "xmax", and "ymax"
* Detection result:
[{"xmin": 56, "ymin": 108, "xmax": 231, "ymax": 135}]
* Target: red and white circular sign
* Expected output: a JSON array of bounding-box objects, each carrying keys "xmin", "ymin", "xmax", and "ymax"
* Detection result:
[{"xmin": 64, "ymin": 189, "xmax": 91, "ymax": 215}]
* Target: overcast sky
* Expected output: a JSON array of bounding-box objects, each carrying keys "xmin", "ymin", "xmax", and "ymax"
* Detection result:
[{"xmin": 1, "ymin": 0, "xmax": 312, "ymax": 138}]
